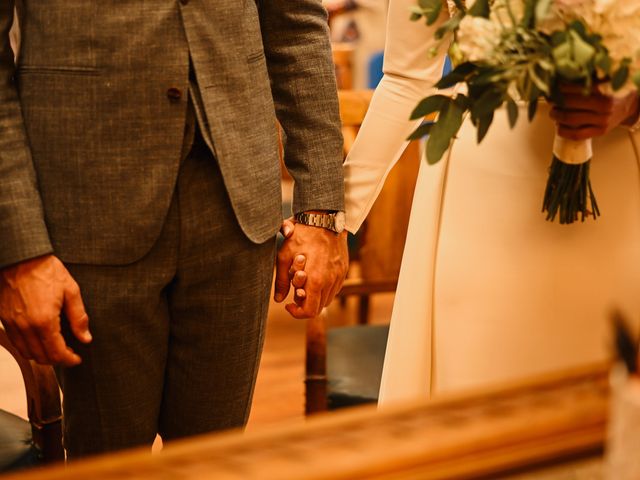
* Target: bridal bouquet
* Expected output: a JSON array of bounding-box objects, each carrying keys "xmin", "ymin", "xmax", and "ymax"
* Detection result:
[{"xmin": 410, "ymin": 0, "xmax": 640, "ymax": 224}]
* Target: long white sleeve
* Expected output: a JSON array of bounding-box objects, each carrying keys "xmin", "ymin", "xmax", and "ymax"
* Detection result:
[{"xmin": 344, "ymin": 0, "xmax": 449, "ymax": 233}]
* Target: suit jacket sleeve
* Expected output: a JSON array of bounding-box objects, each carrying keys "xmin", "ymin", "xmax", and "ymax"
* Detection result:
[
  {"xmin": 342, "ymin": 0, "xmax": 449, "ymax": 233},
  {"xmin": 0, "ymin": 5, "xmax": 53, "ymax": 269},
  {"xmin": 259, "ymin": 0, "xmax": 345, "ymax": 215}
]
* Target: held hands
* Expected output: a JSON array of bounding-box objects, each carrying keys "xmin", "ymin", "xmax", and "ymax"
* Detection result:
[
  {"xmin": 550, "ymin": 83, "xmax": 640, "ymax": 141},
  {"xmin": 275, "ymin": 219, "xmax": 348, "ymax": 319},
  {"xmin": 0, "ymin": 255, "xmax": 91, "ymax": 366}
]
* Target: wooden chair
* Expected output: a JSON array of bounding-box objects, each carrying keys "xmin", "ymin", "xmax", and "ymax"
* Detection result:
[
  {"xmin": 0, "ymin": 329, "xmax": 64, "ymax": 471},
  {"xmin": 331, "ymin": 43, "xmax": 355, "ymax": 91},
  {"xmin": 305, "ymin": 90, "xmax": 422, "ymax": 414}
]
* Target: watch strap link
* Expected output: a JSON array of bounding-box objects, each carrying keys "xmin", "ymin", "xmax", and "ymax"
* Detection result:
[{"xmin": 295, "ymin": 212, "xmax": 337, "ymax": 231}]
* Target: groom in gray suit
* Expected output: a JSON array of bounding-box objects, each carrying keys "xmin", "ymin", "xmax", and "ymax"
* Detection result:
[{"xmin": 0, "ymin": 0, "xmax": 348, "ymax": 457}]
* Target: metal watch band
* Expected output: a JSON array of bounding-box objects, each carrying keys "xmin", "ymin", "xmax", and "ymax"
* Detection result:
[
  {"xmin": 295, "ymin": 212, "xmax": 336, "ymax": 231},
  {"xmin": 294, "ymin": 211, "xmax": 346, "ymax": 233}
]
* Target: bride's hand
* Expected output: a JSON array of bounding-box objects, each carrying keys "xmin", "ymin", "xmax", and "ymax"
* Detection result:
[
  {"xmin": 550, "ymin": 83, "xmax": 640, "ymax": 141},
  {"xmin": 279, "ymin": 219, "xmax": 307, "ymax": 307}
]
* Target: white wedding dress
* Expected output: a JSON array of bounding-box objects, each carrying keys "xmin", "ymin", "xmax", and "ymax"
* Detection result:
[{"xmin": 344, "ymin": 0, "xmax": 640, "ymax": 405}]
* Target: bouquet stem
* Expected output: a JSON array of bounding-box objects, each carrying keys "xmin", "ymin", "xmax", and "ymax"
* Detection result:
[{"xmin": 542, "ymin": 136, "xmax": 600, "ymax": 224}]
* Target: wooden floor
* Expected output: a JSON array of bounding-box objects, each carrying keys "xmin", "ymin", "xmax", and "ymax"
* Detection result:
[
  {"xmin": 249, "ymin": 287, "xmax": 394, "ymax": 428},
  {"xmin": 0, "ymin": 280, "xmax": 394, "ymax": 432}
]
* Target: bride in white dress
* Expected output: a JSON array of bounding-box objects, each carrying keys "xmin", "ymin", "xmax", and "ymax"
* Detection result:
[{"xmin": 342, "ymin": 0, "xmax": 640, "ymax": 405}]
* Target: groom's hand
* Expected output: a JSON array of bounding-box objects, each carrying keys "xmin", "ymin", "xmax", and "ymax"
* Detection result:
[
  {"xmin": 275, "ymin": 222, "xmax": 348, "ymax": 319},
  {"xmin": 0, "ymin": 255, "xmax": 91, "ymax": 366}
]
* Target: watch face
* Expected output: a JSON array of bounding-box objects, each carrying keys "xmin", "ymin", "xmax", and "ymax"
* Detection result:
[{"xmin": 334, "ymin": 211, "xmax": 346, "ymax": 233}]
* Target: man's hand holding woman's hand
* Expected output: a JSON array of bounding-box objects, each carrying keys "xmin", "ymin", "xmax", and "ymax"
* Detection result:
[
  {"xmin": 0, "ymin": 254, "xmax": 91, "ymax": 366},
  {"xmin": 275, "ymin": 218, "xmax": 348, "ymax": 319},
  {"xmin": 551, "ymin": 83, "xmax": 640, "ymax": 140}
]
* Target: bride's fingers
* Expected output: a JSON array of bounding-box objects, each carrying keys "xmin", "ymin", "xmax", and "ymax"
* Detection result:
[
  {"xmin": 550, "ymin": 108, "xmax": 607, "ymax": 128},
  {"xmin": 280, "ymin": 218, "xmax": 295, "ymax": 238},
  {"xmin": 292, "ymin": 270, "xmax": 307, "ymax": 289},
  {"xmin": 288, "ymin": 254, "xmax": 306, "ymax": 280},
  {"xmin": 294, "ymin": 288, "xmax": 306, "ymax": 306}
]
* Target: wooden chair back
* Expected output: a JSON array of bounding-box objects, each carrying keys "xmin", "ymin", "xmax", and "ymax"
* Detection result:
[
  {"xmin": 0, "ymin": 329, "xmax": 64, "ymax": 464},
  {"xmin": 305, "ymin": 89, "xmax": 422, "ymax": 414}
]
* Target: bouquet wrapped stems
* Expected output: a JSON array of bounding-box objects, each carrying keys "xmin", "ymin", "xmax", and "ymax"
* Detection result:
[{"xmin": 542, "ymin": 135, "xmax": 600, "ymax": 224}]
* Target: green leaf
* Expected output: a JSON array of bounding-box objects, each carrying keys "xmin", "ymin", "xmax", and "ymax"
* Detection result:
[
  {"xmin": 435, "ymin": 72, "xmax": 465, "ymax": 89},
  {"xmin": 550, "ymin": 31, "xmax": 566, "ymax": 47},
  {"xmin": 411, "ymin": 94, "xmax": 450, "ymax": 119},
  {"xmin": 477, "ymin": 112, "xmax": 494, "ymax": 143},
  {"xmin": 409, "ymin": 8, "xmax": 423, "ymax": 21},
  {"xmin": 528, "ymin": 97, "xmax": 539, "ymax": 121},
  {"xmin": 468, "ymin": 0, "xmax": 490, "ymax": 18},
  {"xmin": 470, "ymin": 88, "xmax": 504, "ymax": 118},
  {"xmin": 595, "ymin": 51, "xmax": 612, "ymax": 74},
  {"xmin": 632, "ymin": 71, "xmax": 640, "ymax": 89},
  {"xmin": 435, "ymin": 62, "xmax": 475, "ymax": 89},
  {"xmin": 454, "ymin": 94, "xmax": 469, "ymax": 110},
  {"xmin": 435, "ymin": 14, "xmax": 462, "ymax": 39},
  {"xmin": 426, "ymin": 101, "xmax": 464, "ymax": 164},
  {"xmin": 507, "ymin": 98, "xmax": 519, "ymax": 128},
  {"xmin": 407, "ymin": 122, "xmax": 434, "ymax": 141},
  {"xmin": 528, "ymin": 63, "xmax": 551, "ymax": 95},
  {"xmin": 418, "ymin": 0, "xmax": 443, "ymax": 25},
  {"xmin": 612, "ymin": 60, "xmax": 631, "ymax": 90},
  {"xmin": 521, "ymin": 0, "xmax": 536, "ymax": 28}
]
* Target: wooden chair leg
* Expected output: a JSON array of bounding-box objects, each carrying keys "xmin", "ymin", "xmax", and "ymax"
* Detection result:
[
  {"xmin": 358, "ymin": 295, "xmax": 370, "ymax": 325},
  {"xmin": 305, "ymin": 310, "xmax": 328, "ymax": 415},
  {"xmin": 0, "ymin": 329, "xmax": 64, "ymax": 463}
]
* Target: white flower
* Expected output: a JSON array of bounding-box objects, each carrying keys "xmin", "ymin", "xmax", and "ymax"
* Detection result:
[
  {"xmin": 591, "ymin": 0, "xmax": 640, "ymax": 68},
  {"xmin": 457, "ymin": 15, "xmax": 502, "ymax": 62},
  {"xmin": 540, "ymin": 0, "xmax": 640, "ymax": 74}
]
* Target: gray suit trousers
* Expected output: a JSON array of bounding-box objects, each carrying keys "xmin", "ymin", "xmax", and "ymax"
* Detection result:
[{"xmin": 56, "ymin": 123, "xmax": 276, "ymax": 458}]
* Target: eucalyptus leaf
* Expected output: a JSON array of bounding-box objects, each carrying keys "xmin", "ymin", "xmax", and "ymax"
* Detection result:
[
  {"xmin": 418, "ymin": 0, "xmax": 443, "ymax": 25},
  {"xmin": 408, "ymin": 122, "xmax": 434, "ymax": 140},
  {"xmin": 426, "ymin": 101, "xmax": 464, "ymax": 164},
  {"xmin": 435, "ymin": 62, "xmax": 475, "ymax": 88},
  {"xmin": 468, "ymin": 0, "xmax": 490, "ymax": 18},
  {"xmin": 528, "ymin": 64, "xmax": 551, "ymax": 95},
  {"xmin": 435, "ymin": 14, "xmax": 462, "ymax": 39},
  {"xmin": 521, "ymin": 0, "xmax": 535, "ymax": 28},
  {"xmin": 477, "ymin": 112, "xmax": 494, "ymax": 143},
  {"xmin": 470, "ymin": 88, "xmax": 504, "ymax": 118},
  {"xmin": 507, "ymin": 98, "xmax": 519, "ymax": 128},
  {"xmin": 528, "ymin": 96, "xmax": 539, "ymax": 121},
  {"xmin": 595, "ymin": 52, "xmax": 612, "ymax": 74},
  {"xmin": 411, "ymin": 94, "xmax": 450, "ymax": 120},
  {"xmin": 612, "ymin": 62, "xmax": 630, "ymax": 90}
]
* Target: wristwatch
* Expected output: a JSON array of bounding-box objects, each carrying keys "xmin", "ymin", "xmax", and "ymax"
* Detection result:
[{"xmin": 294, "ymin": 211, "xmax": 346, "ymax": 234}]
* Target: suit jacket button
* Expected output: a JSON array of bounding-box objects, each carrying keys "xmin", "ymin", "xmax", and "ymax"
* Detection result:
[{"xmin": 167, "ymin": 87, "xmax": 182, "ymax": 101}]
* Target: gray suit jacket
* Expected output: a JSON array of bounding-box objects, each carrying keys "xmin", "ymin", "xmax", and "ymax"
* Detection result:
[{"xmin": 0, "ymin": 0, "xmax": 344, "ymax": 268}]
